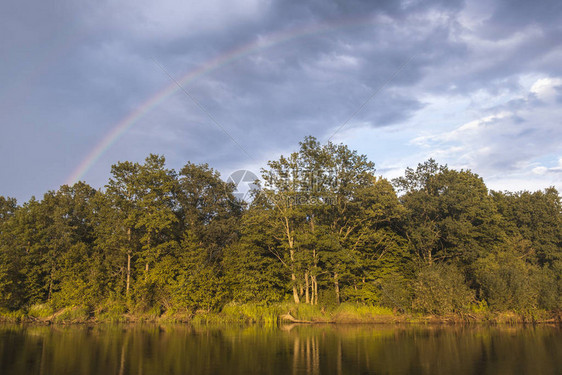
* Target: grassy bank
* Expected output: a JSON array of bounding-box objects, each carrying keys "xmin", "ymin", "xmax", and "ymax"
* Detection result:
[{"xmin": 2, "ymin": 303, "xmax": 561, "ymax": 325}]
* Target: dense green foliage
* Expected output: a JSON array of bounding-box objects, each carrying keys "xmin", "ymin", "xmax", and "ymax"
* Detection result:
[{"xmin": 0, "ymin": 137, "xmax": 560, "ymax": 318}]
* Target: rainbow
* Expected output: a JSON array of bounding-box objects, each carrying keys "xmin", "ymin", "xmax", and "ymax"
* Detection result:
[{"xmin": 65, "ymin": 15, "xmax": 379, "ymax": 185}]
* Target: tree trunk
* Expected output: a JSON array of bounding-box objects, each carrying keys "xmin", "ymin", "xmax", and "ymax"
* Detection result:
[
  {"xmin": 47, "ymin": 267, "xmax": 54, "ymax": 302},
  {"xmin": 311, "ymin": 275, "xmax": 318, "ymax": 305},
  {"xmin": 126, "ymin": 227, "xmax": 132, "ymax": 297},
  {"xmin": 286, "ymin": 220, "xmax": 300, "ymax": 304},
  {"xmin": 292, "ymin": 273, "xmax": 300, "ymax": 304},
  {"xmin": 314, "ymin": 276, "xmax": 318, "ymax": 305},
  {"xmin": 126, "ymin": 252, "xmax": 131, "ymax": 297},
  {"xmin": 145, "ymin": 232, "xmax": 151, "ymax": 274},
  {"xmin": 334, "ymin": 272, "xmax": 340, "ymax": 304},
  {"xmin": 305, "ymin": 271, "xmax": 310, "ymax": 304},
  {"xmin": 309, "ymin": 220, "xmax": 317, "ymax": 306}
]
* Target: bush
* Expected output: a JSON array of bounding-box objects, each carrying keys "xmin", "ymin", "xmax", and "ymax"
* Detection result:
[
  {"xmin": 0, "ymin": 309, "xmax": 26, "ymax": 322},
  {"xmin": 475, "ymin": 250, "xmax": 540, "ymax": 312},
  {"xmin": 377, "ymin": 273, "xmax": 412, "ymax": 312},
  {"xmin": 221, "ymin": 302, "xmax": 281, "ymax": 324},
  {"xmin": 96, "ymin": 299, "xmax": 128, "ymax": 322},
  {"xmin": 536, "ymin": 266, "xmax": 561, "ymax": 311},
  {"xmin": 412, "ymin": 263, "xmax": 474, "ymax": 315},
  {"xmin": 53, "ymin": 306, "xmax": 90, "ymax": 323},
  {"xmin": 333, "ymin": 303, "xmax": 393, "ymax": 318},
  {"xmin": 28, "ymin": 303, "xmax": 54, "ymax": 319}
]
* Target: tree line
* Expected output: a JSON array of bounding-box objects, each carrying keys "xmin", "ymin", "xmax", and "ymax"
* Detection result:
[{"xmin": 0, "ymin": 136, "xmax": 560, "ymax": 317}]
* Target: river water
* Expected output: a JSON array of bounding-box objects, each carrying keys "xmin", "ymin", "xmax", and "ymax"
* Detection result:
[{"xmin": 1, "ymin": 324, "xmax": 560, "ymax": 374}]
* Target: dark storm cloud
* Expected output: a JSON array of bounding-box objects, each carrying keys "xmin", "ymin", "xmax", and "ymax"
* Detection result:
[
  {"xmin": 147, "ymin": 0, "xmax": 463, "ymax": 153},
  {"xmin": 482, "ymin": 0, "xmax": 562, "ymax": 38},
  {"xmin": 1, "ymin": 0, "xmax": 561, "ymax": 200}
]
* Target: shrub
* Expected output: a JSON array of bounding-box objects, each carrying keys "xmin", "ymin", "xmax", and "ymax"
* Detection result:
[
  {"xmin": 333, "ymin": 303, "xmax": 393, "ymax": 317},
  {"xmin": 0, "ymin": 309, "xmax": 26, "ymax": 322},
  {"xmin": 475, "ymin": 250, "xmax": 540, "ymax": 312},
  {"xmin": 28, "ymin": 303, "xmax": 54, "ymax": 319},
  {"xmin": 377, "ymin": 273, "xmax": 412, "ymax": 312},
  {"xmin": 96, "ymin": 299, "xmax": 128, "ymax": 322},
  {"xmin": 53, "ymin": 306, "xmax": 90, "ymax": 323},
  {"xmin": 412, "ymin": 263, "xmax": 474, "ymax": 315}
]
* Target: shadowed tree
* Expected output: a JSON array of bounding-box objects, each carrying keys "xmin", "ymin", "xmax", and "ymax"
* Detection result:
[
  {"xmin": 103, "ymin": 155, "xmax": 179, "ymax": 309},
  {"xmin": 394, "ymin": 160, "xmax": 504, "ymax": 267},
  {"xmin": 171, "ymin": 163, "xmax": 242, "ymax": 312}
]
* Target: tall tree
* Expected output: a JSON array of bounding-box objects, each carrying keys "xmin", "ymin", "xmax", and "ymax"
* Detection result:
[
  {"xmin": 103, "ymin": 155, "xmax": 178, "ymax": 307},
  {"xmin": 172, "ymin": 163, "xmax": 241, "ymax": 311},
  {"xmin": 394, "ymin": 160, "xmax": 503, "ymax": 266},
  {"xmin": 0, "ymin": 196, "xmax": 20, "ymax": 308},
  {"xmin": 492, "ymin": 188, "xmax": 562, "ymax": 267},
  {"xmin": 258, "ymin": 136, "xmax": 384, "ymax": 304}
]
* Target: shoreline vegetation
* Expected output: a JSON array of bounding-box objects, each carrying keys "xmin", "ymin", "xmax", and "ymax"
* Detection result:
[
  {"xmin": 1, "ymin": 137, "xmax": 561, "ymax": 327},
  {"xmin": 1, "ymin": 303, "xmax": 561, "ymax": 325}
]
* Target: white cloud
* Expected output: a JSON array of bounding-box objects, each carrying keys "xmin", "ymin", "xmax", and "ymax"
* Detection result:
[
  {"xmin": 332, "ymin": 74, "xmax": 562, "ymax": 194},
  {"xmin": 533, "ymin": 159, "xmax": 562, "ymax": 175},
  {"xmin": 317, "ymin": 54, "xmax": 360, "ymax": 70},
  {"xmin": 532, "ymin": 166, "xmax": 548, "ymax": 175},
  {"xmin": 412, "ymin": 111, "xmax": 511, "ymax": 145},
  {"xmin": 530, "ymin": 77, "xmax": 562, "ymax": 101},
  {"xmin": 402, "ymin": 76, "xmax": 562, "ymax": 191}
]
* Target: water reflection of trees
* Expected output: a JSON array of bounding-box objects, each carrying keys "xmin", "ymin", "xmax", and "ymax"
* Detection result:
[{"xmin": 0, "ymin": 324, "xmax": 560, "ymax": 375}]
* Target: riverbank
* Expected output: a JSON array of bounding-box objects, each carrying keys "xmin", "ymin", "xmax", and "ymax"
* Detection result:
[{"xmin": 1, "ymin": 303, "xmax": 561, "ymax": 325}]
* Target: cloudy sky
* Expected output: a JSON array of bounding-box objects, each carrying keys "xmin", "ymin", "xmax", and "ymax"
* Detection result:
[{"xmin": 1, "ymin": 0, "xmax": 561, "ymax": 202}]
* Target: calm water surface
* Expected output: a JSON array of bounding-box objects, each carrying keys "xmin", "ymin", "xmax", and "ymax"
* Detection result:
[{"xmin": 1, "ymin": 324, "xmax": 561, "ymax": 375}]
